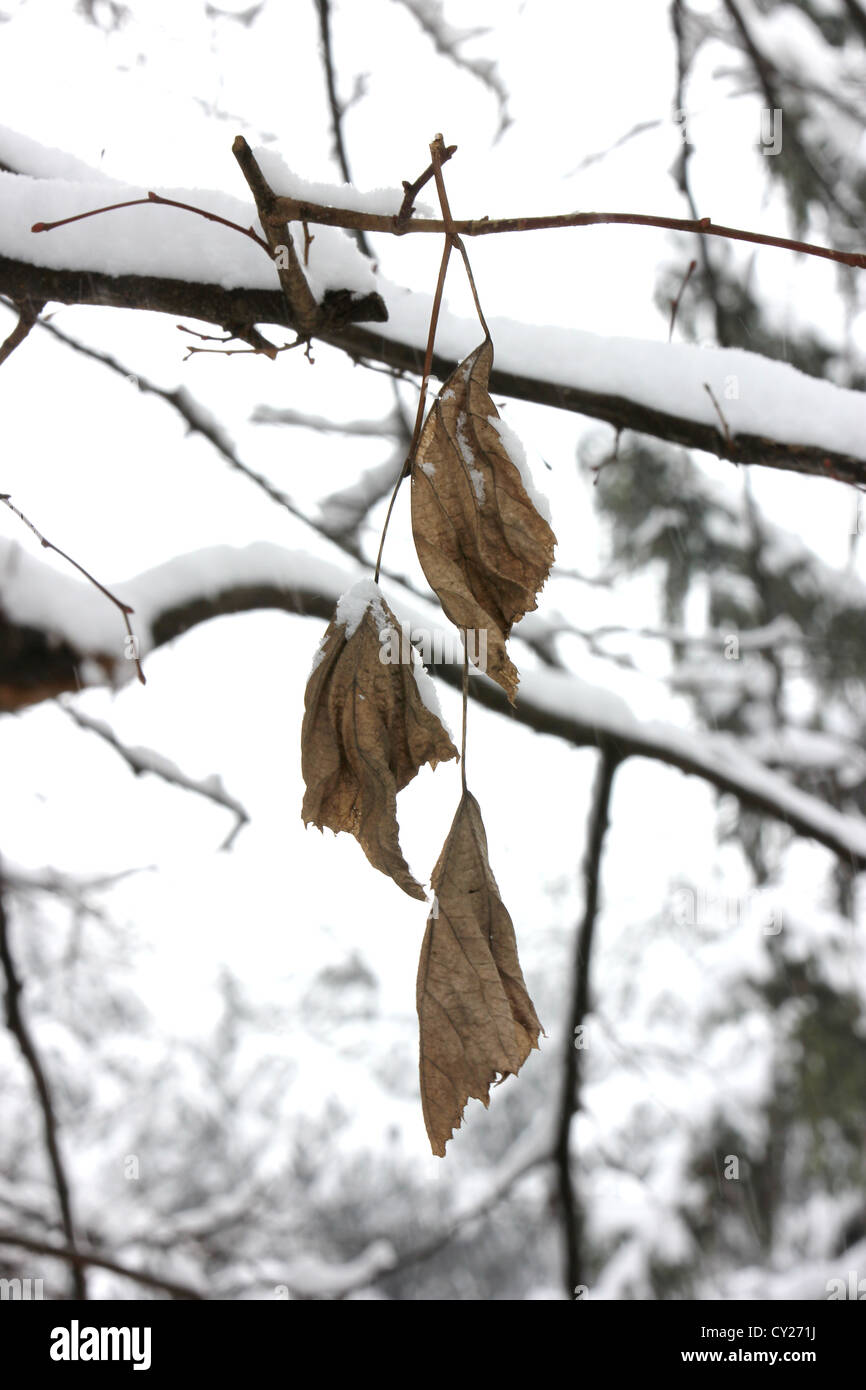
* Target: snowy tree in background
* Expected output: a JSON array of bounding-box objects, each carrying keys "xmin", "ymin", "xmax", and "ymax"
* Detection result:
[{"xmin": 0, "ymin": 0, "xmax": 864, "ymax": 1301}]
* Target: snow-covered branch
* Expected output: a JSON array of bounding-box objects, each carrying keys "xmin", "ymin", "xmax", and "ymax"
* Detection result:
[
  {"xmin": 3, "ymin": 133, "xmax": 866, "ymax": 484},
  {"xmin": 4, "ymin": 538, "xmax": 866, "ymax": 870}
]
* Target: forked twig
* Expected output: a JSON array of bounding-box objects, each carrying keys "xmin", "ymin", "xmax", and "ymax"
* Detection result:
[{"xmin": 0, "ymin": 495, "xmax": 146, "ymax": 685}]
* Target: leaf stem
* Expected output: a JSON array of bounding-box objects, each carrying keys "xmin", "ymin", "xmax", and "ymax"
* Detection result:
[
  {"xmin": 460, "ymin": 638, "xmax": 468, "ymax": 792},
  {"xmin": 373, "ymin": 210, "xmax": 454, "ymax": 581},
  {"xmin": 430, "ymin": 133, "xmax": 491, "ymax": 341}
]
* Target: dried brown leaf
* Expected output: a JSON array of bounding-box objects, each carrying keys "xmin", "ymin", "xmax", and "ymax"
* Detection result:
[
  {"xmin": 411, "ymin": 337, "xmax": 557, "ymax": 703},
  {"xmin": 417, "ymin": 790, "xmax": 542, "ymax": 1155},
  {"xmin": 302, "ymin": 580, "xmax": 458, "ymax": 899}
]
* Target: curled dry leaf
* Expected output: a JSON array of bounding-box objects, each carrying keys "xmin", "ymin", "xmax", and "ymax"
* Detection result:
[
  {"xmin": 417, "ymin": 790, "xmax": 542, "ymax": 1155},
  {"xmin": 411, "ymin": 337, "xmax": 557, "ymax": 703},
  {"xmin": 302, "ymin": 579, "xmax": 458, "ymax": 900}
]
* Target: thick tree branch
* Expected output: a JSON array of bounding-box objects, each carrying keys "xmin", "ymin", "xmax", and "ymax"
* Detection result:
[
  {"xmin": 231, "ymin": 137, "xmax": 320, "ymax": 337},
  {"xmin": 0, "ymin": 252, "xmax": 387, "ymax": 337},
  {"xmin": 555, "ymin": 749, "xmax": 619, "ymax": 1299},
  {"xmin": 1, "ymin": 251, "xmax": 860, "ymax": 484},
  {"xmin": 3, "ymin": 552, "xmax": 866, "ymax": 869}
]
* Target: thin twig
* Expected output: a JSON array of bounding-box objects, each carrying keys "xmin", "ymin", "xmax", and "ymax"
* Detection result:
[
  {"xmin": 672, "ymin": 0, "xmax": 728, "ymax": 346},
  {"xmin": 9, "ymin": 302, "xmax": 401, "ymax": 570},
  {"xmin": 394, "ymin": 145, "xmax": 457, "ymax": 230},
  {"xmin": 668, "ymin": 257, "xmax": 696, "ymax": 341},
  {"xmin": 33, "ymin": 164, "xmax": 866, "ymax": 274},
  {"xmin": 721, "ymin": 0, "xmax": 859, "ymax": 226},
  {"xmin": 704, "ymin": 382, "xmax": 733, "ymax": 447},
  {"xmin": 554, "ymin": 749, "xmax": 620, "ymax": 1299},
  {"xmin": 177, "ymin": 322, "xmax": 280, "ymax": 359},
  {"xmin": 264, "ymin": 196, "xmax": 866, "ymax": 270},
  {"xmin": 430, "ymin": 132, "xmax": 491, "ymax": 340},
  {"xmin": 314, "ymin": 0, "xmax": 373, "ymax": 260},
  {"xmin": 394, "ymin": 0, "xmax": 511, "ymax": 137},
  {"xmin": 0, "ymin": 1226, "xmax": 202, "ymax": 1300},
  {"xmin": 63, "ymin": 707, "xmax": 250, "ymax": 851},
  {"xmin": 182, "ymin": 338, "xmax": 303, "ymax": 360},
  {"xmin": 32, "ymin": 191, "xmax": 271, "ymax": 255},
  {"xmin": 0, "ymin": 495, "xmax": 146, "ymax": 685},
  {"xmin": 0, "ymin": 867, "xmax": 87, "ymax": 1299}
]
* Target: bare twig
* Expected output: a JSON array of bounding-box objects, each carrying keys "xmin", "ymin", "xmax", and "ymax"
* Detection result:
[
  {"xmin": 721, "ymin": 0, "xmax": 860, "ymax": 226},
  {"xmin": 671, "ymin": 0, "xmax": 730, "ymax": 345},
  {"xmin": 554, "ymin": 749, "xmax": 620, "ymax": 1299},
  {"xmin": 313, "ymin": 0, "xmax": 372, "ymax": 260},
  {"xmin": 430, "ymin": 132, "xmax": 491, "ymax": 340},
  {"xmin": 63, "ymin": 708, "xmax": 250, "ymax": 851},
  {"xmin": 32, "ymin": 190, "xmax": 271, "ymax": 254},
  {"xmin": 394, "ymin": 0, "xmax": 511, "ymax": 136},
  {"xmin": 373, "ymin": 141, "xmax": 459, "ymax": 579},
  {"xmin": 177, "ymin": 322, "xmax": 280, "ymax": 359},
  {"xmin": 32, "ymin": 162, "xmax": 866, "ymax": 271},
  {"xmin": 704, "ymin": 382, "xmax": 733, "ymax": 447},
  {"xmin": 0, "ymin": 494, "xmax": 146, "ymax": 685},
  {"xmin": 668, "ymin": 257, "xmax": 697, "ymax": 340},
  {"xmin": 394, "ymin": 145, "xmax": 457, "ymax": 231},
  {"xmin": 260, "ymin": 195, "xmax": 866, "ymax": 271},
  {"xmin": 0, "ymin": 866, "xmax": 86, "ymax": 1298},
  {"xmin": 371, "ymin": 231, "xmax": 451, "ymax": 580},
  {"xmin": 0, "ymin": 1226, "xmax": 203, "ymax": 1300},
  {"xmin": 6, "ymin": 301, "xmax": 407, "ymax": 570}
]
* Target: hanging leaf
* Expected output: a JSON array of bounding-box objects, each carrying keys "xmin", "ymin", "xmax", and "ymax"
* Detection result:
[
  {"xmin": 302, "ymin": 579, "xmax": 458, "ymax": 900},
  {"xmin": 411, "ymin": 337, "xmax": 557, "ymax": 703},
  {"xmin": 417, "ymin": 790, "xmax": 542, "ymax": 1155}
]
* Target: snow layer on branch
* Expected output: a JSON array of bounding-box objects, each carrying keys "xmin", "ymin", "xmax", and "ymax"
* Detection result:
[
  {"xmin": 0, "ymin": 123, "xmax": 119, "ymax": 183},
  {"xmin": 253, "ymin": 146, "xmax": 431, "ymax": 217},
  {"xmin": 1, "ymin": 165, "xmax": 377, "ymax": 299},
  {"xmin": 374, "ymin": 274, "xmax": 866, "ymax": 464},
  {"xmin": 8, "ymin": 537, "xmax": 866, "ymax": 866},
  {"xmin": 5, "ymin": 132, "xmax": 866, "ymax": 464},
  {"xmin": 0, "ymin": 535, "xmax": 357, "ymax": 656}
]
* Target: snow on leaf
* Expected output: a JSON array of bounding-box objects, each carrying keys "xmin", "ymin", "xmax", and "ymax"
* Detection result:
[
  {"xmin": 410, "ymin": 337, "xmax": 557, "ymax": 703},
  {"xmin": 301, "ymin": 581, "xmax": 457, "ymax": 900}
]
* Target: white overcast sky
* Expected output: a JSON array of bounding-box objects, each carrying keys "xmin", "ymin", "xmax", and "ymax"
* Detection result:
[{"xmin": 0, "ymin": 0, "xmax": 861, "ymax": 1194}]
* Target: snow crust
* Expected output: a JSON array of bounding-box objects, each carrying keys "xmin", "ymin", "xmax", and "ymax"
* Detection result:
[{"xmin": 4, "ymin": 128, "xmax": 866, "ymax": 466}]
